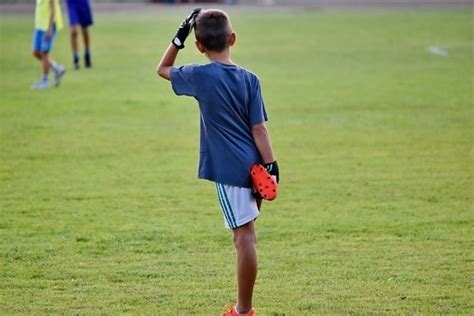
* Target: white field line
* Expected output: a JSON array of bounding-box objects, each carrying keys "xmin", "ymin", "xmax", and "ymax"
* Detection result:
[{"xmin": 427, "ymin": 45, "xmax": 449, "ymax": 57}]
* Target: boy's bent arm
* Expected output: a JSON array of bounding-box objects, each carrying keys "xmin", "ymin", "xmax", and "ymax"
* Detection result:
[
  {"xmin": 156, "ymin": 43, "xmax": 179, "ymax": 81},
  {"xmin": 156, "ymin": 9, "xmax": 201, "ymax": 81},
  {"xmin": 252, "ymin": 123, "xmax": 275, "ymax": 164}
]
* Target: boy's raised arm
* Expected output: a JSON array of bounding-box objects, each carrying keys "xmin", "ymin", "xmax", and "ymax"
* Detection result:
[
  {"xmin": 156, "ymin": 44, "xmax": 179, "ymax": 80},
  {"xmin": 156, "ymin": 8, "xmax": 201, "ymax": 81}
]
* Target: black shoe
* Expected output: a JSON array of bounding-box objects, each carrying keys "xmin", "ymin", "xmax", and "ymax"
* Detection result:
[{"xmin": 84, "ymin": 53, "xmax": 92, "ymax": 68}]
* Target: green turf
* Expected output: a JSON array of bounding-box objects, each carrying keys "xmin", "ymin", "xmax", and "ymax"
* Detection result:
[{"xmin": 1, "ymin": 8, "xmax": 473, "ymax": 314}]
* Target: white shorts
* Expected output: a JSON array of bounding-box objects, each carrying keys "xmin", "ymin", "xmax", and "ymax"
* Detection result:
[{"xmin": 215, "ymin": 183, "xmax": 260, "ymax": 230}]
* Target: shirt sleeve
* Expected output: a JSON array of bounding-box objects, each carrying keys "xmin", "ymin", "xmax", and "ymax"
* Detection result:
[
  {"xmin": 249, "ymin": 78, "xmax": 268, "ymax": 126},
  {"xmin": 170, "ymin": 65, "xmax": 197, "ymax": 97}
]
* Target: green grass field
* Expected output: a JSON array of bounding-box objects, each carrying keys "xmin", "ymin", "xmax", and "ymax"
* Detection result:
[{"xmin": 1, "ymin": 7, "xmax": 473, "ymax": 314}]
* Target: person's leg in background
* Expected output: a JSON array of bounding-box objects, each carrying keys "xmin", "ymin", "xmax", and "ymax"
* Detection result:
[
  {"xmin": 70, "ymin": 24, "xmax": 80, "ymax": 69},
  {"xmin": 81, "ymin": 26, "xmax": 91, "ymax": 68}
]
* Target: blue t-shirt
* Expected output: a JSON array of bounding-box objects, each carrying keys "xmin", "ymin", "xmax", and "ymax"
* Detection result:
[{"xmin": 170, "ymin": 61, "xmax": 268, "ymax": 188}]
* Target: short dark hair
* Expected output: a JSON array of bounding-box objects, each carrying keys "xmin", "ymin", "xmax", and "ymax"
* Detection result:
[{"xmin": 194, "ymin": 9, "xmax": 233, "ymax": 53}]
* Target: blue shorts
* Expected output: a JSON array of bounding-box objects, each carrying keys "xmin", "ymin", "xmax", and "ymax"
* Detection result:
[
  {"xmin": 32, "ymin": 25, "xmax": 57, "ymax": 53},
  {"xmin": 66, "ymin": 0, "xmax": 93, "ymax": 27}
]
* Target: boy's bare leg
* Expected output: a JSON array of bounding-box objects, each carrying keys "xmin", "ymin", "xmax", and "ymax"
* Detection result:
[
  {"xmin": 70, "ymin": 26, "xmax": 80, "ymax": 68},
  {"xmin": 82, "ymin": 27, "xmax": 92, "ymax": 68},
  {"xmin": 233, "ymin": 221, "xmax": 257, "ymax": 314},
  {"xmin": 70, "ymin": 26, "xmax": 79, "ymax": 54},
  {"xmin": 33, "ymin": 51, "xmax": 42, "ymax": 61},
  {"xmin": 81, "ymin": 27, "xmax": 90, "ymax": 50},
  {"xmin": 31, "ymin": 52, "xmax": 54, "ymax": 89},
  {"xmin": 41, "ymin": 53, "xmax": 51, "ymax": 76}
]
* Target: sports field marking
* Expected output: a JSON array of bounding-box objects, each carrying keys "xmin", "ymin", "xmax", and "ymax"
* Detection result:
[{"xmin": 427, "ymin": 45, "xmax": 449, "ymax": 57}]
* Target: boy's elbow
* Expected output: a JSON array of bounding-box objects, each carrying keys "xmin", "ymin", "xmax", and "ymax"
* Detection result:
[
  {"xmin": 156, "ymin": 65, "xmax": 163, "ymax": 77},
  {"xmin": 156, "ymin": 65, "xmax": 170, "ymax": 80}
]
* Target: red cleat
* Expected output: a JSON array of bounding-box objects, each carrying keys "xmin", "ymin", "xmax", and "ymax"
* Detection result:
[
  {"xmin": 250, "ymin": 163, "xmax": 278, "ymax": 201},
  {"xmin": 222, "ymin": 304, "xmax": 256, "ymax": 316}
]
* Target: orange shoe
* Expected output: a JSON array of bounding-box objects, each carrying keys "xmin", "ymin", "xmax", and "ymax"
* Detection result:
[
  {"xmin": 221, "ymin": 304, "xmax": 256, "ymax": 316},
  {"xmin": 250, "ymin": 163, "xmax": 278, "ymax": 201}
]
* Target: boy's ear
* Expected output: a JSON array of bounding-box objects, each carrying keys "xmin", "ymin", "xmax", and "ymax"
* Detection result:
[
  {"xmin": 195, "ymin": 41, "xmax": 206, "ymax": 53},
  {"xmin": 229, "ymin": 32, "xmax": 236, "ymax": 47}
]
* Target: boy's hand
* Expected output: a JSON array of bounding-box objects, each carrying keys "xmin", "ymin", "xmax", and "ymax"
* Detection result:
[
  {"xmin": 45, "ymin": 27, "xmax": 52, "ymax": 40},
  {"xmin": 264, "ymin": 161, "xmax": 279, "ymax": 183},
  {"xmin": 172, "ymin": 8, "xmax": 201, "ymax": 49},
  {"xmin": 251, "ymin": 161, "xmax": 279, "ymax": 201}
]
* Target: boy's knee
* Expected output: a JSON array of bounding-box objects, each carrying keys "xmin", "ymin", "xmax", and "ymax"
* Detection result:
[
  {"xmin": 233, "ymin": 226, "xmax": 256, "ymax": 249},
  {"xmin": 71, "ymin": 27, "xmax": 79, "ymax": 37},
  {"xmin": 33, "ymin": 51, "xmax": 41, "ymax": 59}
]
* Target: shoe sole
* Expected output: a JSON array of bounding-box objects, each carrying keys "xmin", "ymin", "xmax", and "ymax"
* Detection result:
[{"xmin": 250, "ymin": 164, "xmax": 278, "ymax": 201}]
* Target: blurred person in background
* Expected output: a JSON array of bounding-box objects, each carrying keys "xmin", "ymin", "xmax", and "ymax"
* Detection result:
[
  {"xmin": 31, "ymin": 0, "xmax": 66, "ymax": 90},
  {"xmin": 65, "ymin": 0, "xmax": 94, "ymax": 69}
]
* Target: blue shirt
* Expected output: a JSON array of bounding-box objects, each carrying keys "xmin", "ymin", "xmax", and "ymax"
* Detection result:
[{"xmin": 170, "ymin": 61, "xmax": 268, "ymax": 188}]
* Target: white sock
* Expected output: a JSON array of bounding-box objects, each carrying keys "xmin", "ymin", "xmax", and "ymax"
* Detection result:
[{"xmin": 51, "ymin": 61, "xmax": 61, "ymax": 72}]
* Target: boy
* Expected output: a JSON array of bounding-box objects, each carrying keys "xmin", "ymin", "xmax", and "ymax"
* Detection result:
[
  {"xmin": 65, "ymin": 0, "xmax": 93, "ymax": 69},
  {"xmin": 156, "ymin": 9, "xmax": 279, "ymax": 316},
  {"xmin": 32, "ymin": 0, "xmax": 66, "ymax": 90}
]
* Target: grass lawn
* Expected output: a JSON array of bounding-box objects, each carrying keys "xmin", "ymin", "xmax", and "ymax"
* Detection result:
[{"xmin": 0, "ymin": 7, "xmax": 473, "ymax": 314}]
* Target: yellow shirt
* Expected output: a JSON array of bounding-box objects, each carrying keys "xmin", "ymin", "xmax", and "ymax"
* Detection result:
[{"xmin": 35, "ymin": 0, "xmax": 63, "ymax": 31}]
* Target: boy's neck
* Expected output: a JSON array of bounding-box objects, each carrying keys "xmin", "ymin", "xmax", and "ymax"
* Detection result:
[{"xmin": 206, "ymin": 49, "xmax": 234, "ymax": 65}]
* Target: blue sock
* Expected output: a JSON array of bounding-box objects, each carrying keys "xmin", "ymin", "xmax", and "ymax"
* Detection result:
[
  {"xmin": 84, "ymin": 48, "xmax": 90, "ymax": 56},
  {"xmin": 42, "ymin": 74, "xmax": 48, "ymax": 81},
  {"xmin": 73, "ymin": 52, "xmax": 79, "ymax": 63}
]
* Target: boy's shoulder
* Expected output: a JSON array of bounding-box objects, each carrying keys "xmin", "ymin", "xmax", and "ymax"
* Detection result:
[{"xmin": 186, "ymin": 62, "xmax": 260, "ymax": 83}]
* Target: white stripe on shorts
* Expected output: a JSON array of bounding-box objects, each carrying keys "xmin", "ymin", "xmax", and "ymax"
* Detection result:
[{"xmin": 215, "ymin": 183, "xmax": 259, "ymax": 230}]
